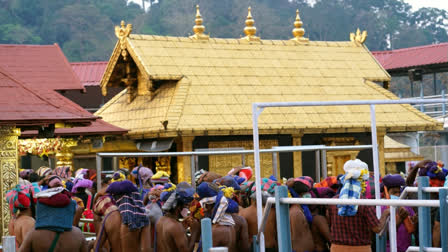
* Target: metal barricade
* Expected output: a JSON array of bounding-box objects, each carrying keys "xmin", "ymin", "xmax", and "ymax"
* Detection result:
[{"xmin": 255, "ymin": 176, "xmax": 447, "ymax": 252}]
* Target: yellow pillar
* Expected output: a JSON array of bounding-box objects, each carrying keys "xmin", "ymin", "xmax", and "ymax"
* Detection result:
[
  {"xmin": 377, "ymin": 131, "xmax": 386, "ymax": 176},
  {"xmin": 0, "ymin": 126, "xmax": 20, "ymax": 235},
  {"xmin": 177, "ymin": 136, "xmax": 194, "ymax": 183},
  {"xmin": 55, "ymin": 139, "xmax": 78, "ymax": 170},
  {"xmin": 292, "ymin": 134, "xmax": 303, "ymax": 178}
]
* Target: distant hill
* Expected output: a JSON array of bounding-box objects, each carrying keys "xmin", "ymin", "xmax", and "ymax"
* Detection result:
[{"xmin": 1, "ymin": 0, "xmax": 447, "ymax": 61}]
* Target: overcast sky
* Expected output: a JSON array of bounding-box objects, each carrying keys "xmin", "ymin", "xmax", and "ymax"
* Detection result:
[{"xmin": 404, "ymin": 0, "xmax": 448, "ymax": 11}]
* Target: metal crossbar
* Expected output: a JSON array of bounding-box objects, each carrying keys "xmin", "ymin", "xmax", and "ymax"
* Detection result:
[{"xmin": 251, "ymin": 98, "xmax": 448, "ymax": 252}]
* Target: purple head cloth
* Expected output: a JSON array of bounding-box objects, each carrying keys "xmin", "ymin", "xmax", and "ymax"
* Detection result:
[
  {"xmin": 382, "ymin": 174, "xmax": 405, "ymax": 188},
  {"xmin": 106, "ymin": 180, "xmax": 138, "ymax": 195},
  {"xmin": 71, "ymin": 179, "xmax": 93, "ymax": 193}
]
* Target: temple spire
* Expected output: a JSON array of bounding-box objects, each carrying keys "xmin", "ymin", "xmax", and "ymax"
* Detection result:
[
  {"xmin": 291, "ymin": 9, "xmax": 309, "ymax": 43},
  {"xmin": 190, "ymin": 5, "xmax": 209, "ymax": 40},
  {"xmin": 241, "ymin": 7, "xmax": 260, "ymax": 42}
]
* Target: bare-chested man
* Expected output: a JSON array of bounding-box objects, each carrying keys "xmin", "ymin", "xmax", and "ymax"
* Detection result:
[
  {"xmin": 197, "ymin": 182, "xmax": 249, "ymax": 252},
  {"xmin": 6, "ymin": 182, "xmax": 41, "ymax": 249},
  {"xmin": 239, "ymin": 196, "xmax": 277, "ymax": 251},
  {"xmin": 95, "ymin": 180, "xmax": 151, "ymax": 252},
  {"xmin": 19, "ymin": 227, "xmax": 88, "ymax": 252},
  {"xmin": 156, "ymin": 182, "xmax": 200, "ymax": 252},
  {"xmin": 288, "ymin": 178, "xmax": 315, "ymax": 252}
]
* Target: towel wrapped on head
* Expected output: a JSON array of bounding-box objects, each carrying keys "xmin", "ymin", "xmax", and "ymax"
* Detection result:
[
  {"xmin": 6, "ymin": 183, "xmax": 41, "ymax": 215},
  {"xmin": 71, "ymin": 178, "xmax": 93, "ymax": 193},
  {"xmin": 161, "ymin": 182, "xmax": 195, "ymax": 212},
  {"xmin": 382, "ymin": 174, "xmax": 405, "ymax": 189},
  {"xmin": 132, "ymin": 166, "xmax": 153, "ymax": 185},
  {"xmin": 419, "ymin": 161, "xmax": 447, "ymax": 187},
  {"xmin": 338, "ymin": 159, "xmax": 370, "ymax": 216}
]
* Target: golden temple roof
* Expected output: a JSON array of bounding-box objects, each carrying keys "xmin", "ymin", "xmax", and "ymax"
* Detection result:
[{"xmin": 96, "ymin": 25, "xmax": 442, "ymax": 139}]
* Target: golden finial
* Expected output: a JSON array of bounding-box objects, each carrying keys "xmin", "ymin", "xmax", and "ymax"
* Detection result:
[
  {"xmin": 291, "ymin": 9, "xmax": 309, "ymax": 43},
  {"xmin": 241, "ymin": 7, "xmax": 260, "ymax": 42},
  {"xmin": 114, "ymin": 20, "xmax": 133, "ymax": 60},
  {"xmin": 350, "ymin": 28, "xmax": 367, "ymax": 46},
  {"xmin": 190, "ymin": 5, "xmax": 209, "ymax": 40}
]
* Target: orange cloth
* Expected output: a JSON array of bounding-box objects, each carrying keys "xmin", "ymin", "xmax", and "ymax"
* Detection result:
[{"xmin": 331, "ymin": 244, "xmax": 371, "ymax": 252}]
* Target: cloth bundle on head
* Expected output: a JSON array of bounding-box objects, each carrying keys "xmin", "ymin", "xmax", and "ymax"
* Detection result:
[
  {"xmin": 227, "ymin": 166, "xmax": 253, "ymax": 183},
  {"xmin": 35, "ymin": 199, "xmax": 76, "ymax": 232},
  {"xmin": 338, "ymin": 159, "xmax": 369, "ymax": 216},
  {"xmin": 291, "ymin": 176, "xmax": 313, "ymax": 195},
  {"xmin": 107, "ymin": 180, "xmax": 138, "ymax": 195},
  {"xmin": 132, "ymin": 166, "xmax": 153, "ymax": 185},
  {"xmin": 311, "ymin": 187, "xmax": 336, "ymax": 199},
  {"xmin": 197, "ymin": 182, "xmax": 238, "ymax": 226},
  {"xmin": 382, "ymin": 174, "xmax": 405, "ymax": 189},
  {"xmin": 418, "ymin": 161, "xmax": 448, "ymax": 187},
  {"xmin": 19, "ymin": 169, "xmax": 32, "ymax": 179},
  {"xmin": 71, "ymin": 178, "xmax": 93, "ymax": 193},
  {"xmin": 111, "ymin": 171, "xmax": 126, "ymax": 183},
  {"xmin": 36, "ymin": 166, "xmax": 52, "ymax": 178},
  {"xmin": 47, "ymin": 175, "xmax": 63, "ymax": 188},
  {"xmin": 53, "ymin": 166, "xmax": 71, "ymax": 180},
  {"xmin": 214, "ymin": 176, "xmax": 241, "ymax": 191},
  {"xmin": 151, "ymin": 171, "xmax": 170, "ymax": 184},
  {"xmin": 6, "ymin": 182, "xmax": 41, "ymax": 215},
  {"xmin": 106, "ymin": 181, "xmax": 148, "ymax": 230},
  {"xmin": 75, "ymin": 168, "xmax": 88, "ymax": 179},
  {"xmin": 161, "ymin": 182, "xmax": 195, "ymax": 212},
  {"xmin": 314, "ymin": 176, "xmax": 340, "ymax": 192},
  {"xmin": 35, "ymin": 187, "xmax": 71, "ymax": 208}
]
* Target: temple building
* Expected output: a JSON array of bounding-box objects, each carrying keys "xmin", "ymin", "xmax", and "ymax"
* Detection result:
[
  {"xmin": 0, "ymin": 44, "xmax": 127, "ymax": 171},
  {"xmin": 0, "ymin": 65, "xmax": 99, "ymax": 235},
  {"xmin": 96, "ymin": 7, "xmax": 442, "ymax": 183}
]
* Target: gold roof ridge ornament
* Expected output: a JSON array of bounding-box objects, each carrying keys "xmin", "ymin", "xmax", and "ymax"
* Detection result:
[
  {"xmin": 115, "ymin": 20, "xmax": 133, "ymax": 60},
  {"xmin": 350, "ymin": 28, "xmax": 367, "ymax": 46},
  {"xmin": 241, "ymin": 7, "xmax": 260, "ymax": 42},
  {"xmin": 291, "ymin": 9, "xmax": 309, "ymax": 43},
  {"xmin": 190, "ymin": 5, "xmax": 209, "ymax": 41}
]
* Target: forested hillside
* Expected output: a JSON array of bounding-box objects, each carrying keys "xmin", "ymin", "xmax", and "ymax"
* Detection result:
[{"xmin": 1, "ymin": 0, "xmax": 448, "ymax": 61}]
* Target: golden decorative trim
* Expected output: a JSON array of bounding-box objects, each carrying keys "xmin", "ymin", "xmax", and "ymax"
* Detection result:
[
  {"xmin": 350, "ymin": 28, "xmax": 367, "ymax": 46},
  {"xmin": 190, "ymin": 5, "xmax": 209, "ymax": 41},
  {"xmin": 0, "ymin": 126, "xmax": 20, "ymax": 235},
  {"xmin": 115, "ymin": 20, "xmax": 133, "ymax": 60},
  {"xmin": 241, "ymin": 7, "xmax": 260, "ymax": 42},
  {"xmin": 291, "ymin": 9, "xmax": 309, "ymax": 43}
]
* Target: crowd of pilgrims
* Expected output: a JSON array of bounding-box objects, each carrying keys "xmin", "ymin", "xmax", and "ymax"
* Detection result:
[{"xmin": 6, "ymin": 159, "xmax": 448, "ymax": 252}]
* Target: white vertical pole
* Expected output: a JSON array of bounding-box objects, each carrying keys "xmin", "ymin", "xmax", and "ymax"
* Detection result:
[
  {"xmin": 370, "ymin": 104, "xmax": 381, "ymax": 218},
  {"xmin": 321, "ymin": 150, "xmax": 327, "ymax": 178},
  {"xmin": 272, "ymin": 152, "xmax": 278, "ymax": 178},
  {"xmin": 252, "ymin": 104, "xmax": 265, "ymax": 252},
  {"xmin": 315, "ymin": 150, "xmax": 321, "ymax": 181},
  {"xmin": 389, "ymin": 207, "xmax": 397, "ymax": 252},
  {"xmin": 96, "ymin": 155, "xmax": 102, "ymax": 192},
  {"xmin": 2, "ymin": 236, "xmax": 16, "ymax": 252}
]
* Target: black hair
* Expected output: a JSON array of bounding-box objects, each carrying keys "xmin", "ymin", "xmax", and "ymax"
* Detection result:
[{"xmin": 29, "ymin": 173, "xmax": 39, "ymax": 183}]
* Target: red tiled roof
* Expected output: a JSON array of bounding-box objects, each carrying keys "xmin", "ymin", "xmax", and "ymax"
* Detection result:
[
  {"xmin": 0, "ymin": 44, "xmax": 84, "ymax": 91},
  {"xmin": 372, "ymin": 43, "xmax": 448, "ymax": 71},
  {"xmin": 0, "ymin": 66, "xmax": 97, "ymax": 126},
  {"xmin": 21, "ymin": 119, "xmax": 128, "ymax": 137},
  {"xmin": 71, "ymin": 61, "xmax": 108, "ymax": 86}
]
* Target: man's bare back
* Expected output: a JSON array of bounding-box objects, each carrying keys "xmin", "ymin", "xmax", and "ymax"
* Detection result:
[
  {"xmin": 156, "ymin": 216, "xmax": 193, "ymax": 252},
  {"xmin": 19, "ymin": 227, "xmax": 87, "ymax": 252},
  {"xmin": 239, "ymin": 203, "xmax": 277, "ymax": 249},
  {"xmin": 13, "ymin": 215, "xmax": 35, "ymax": 247},
  {"xmin": 290, "ymin": 205, "xmax": 314, "ymax": 252}
]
